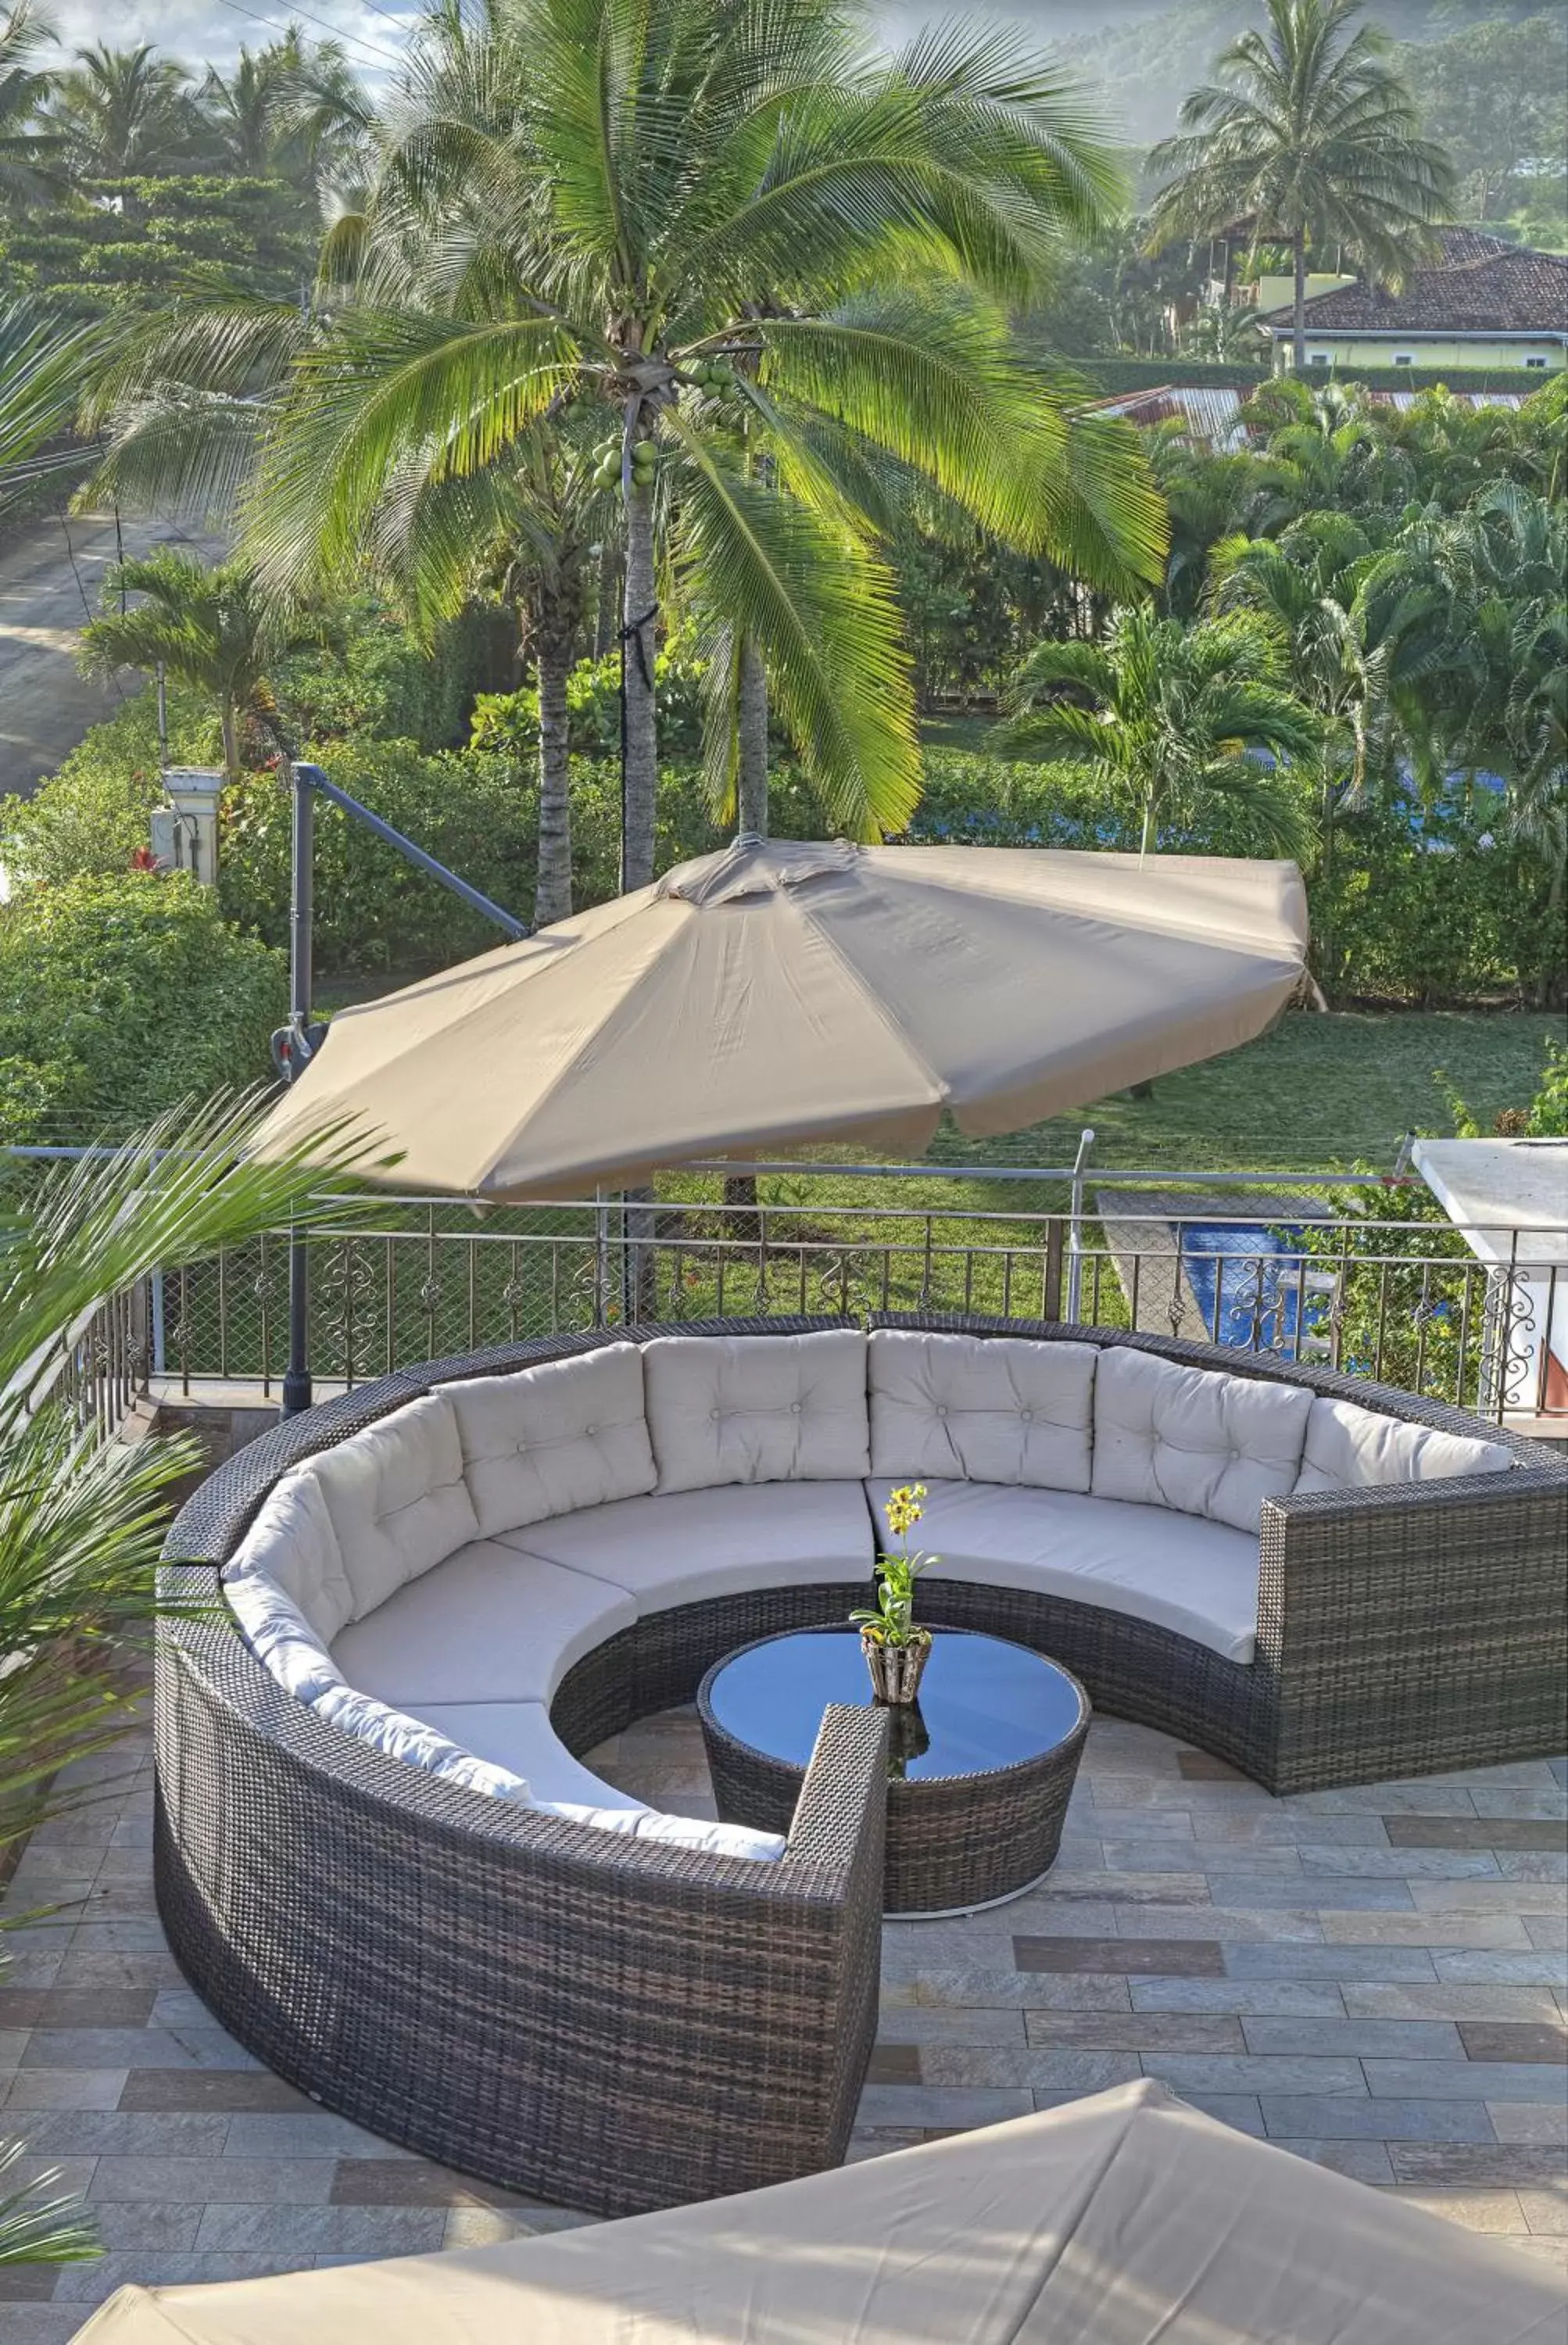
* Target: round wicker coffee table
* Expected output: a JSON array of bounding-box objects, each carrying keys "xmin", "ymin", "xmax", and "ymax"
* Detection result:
[{"xmin": 696, "ymin": 1625, "xmax": 1090, "ymax": 1917}]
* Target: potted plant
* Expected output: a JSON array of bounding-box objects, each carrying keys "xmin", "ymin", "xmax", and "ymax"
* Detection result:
[{"xmin": 850, "ymin": 1483, "xmax": 936, "ymax": 1705}]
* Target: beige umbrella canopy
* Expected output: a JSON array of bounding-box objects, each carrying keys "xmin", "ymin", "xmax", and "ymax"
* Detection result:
[
  {"xmin": 256, "ymin": 839, "xmax": 1309, "ymax": 1200},
  {"xmin": 70, "ymin": 2082, "xmax": 1566, "ymax": 2342}
]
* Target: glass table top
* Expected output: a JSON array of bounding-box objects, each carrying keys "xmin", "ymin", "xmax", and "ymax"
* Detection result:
[{"xmin": 703, "ymin": 1629, "xmax": 1086, "ymax": 1781}]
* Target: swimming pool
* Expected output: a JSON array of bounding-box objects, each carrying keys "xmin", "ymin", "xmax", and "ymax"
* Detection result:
[{"xmin": 1176, "ymin": 1222, "xmax": 1330, "ymax": 1354}]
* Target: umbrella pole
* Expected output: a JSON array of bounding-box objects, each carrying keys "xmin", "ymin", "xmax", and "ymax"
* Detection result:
[
  {"xmin": 282, "ymin": 764, "xmax": 316, "ymax": 1418},
  {"xmin": 1065, "ymin": 1126, "xmax": 1095, "ymax": 1326}
]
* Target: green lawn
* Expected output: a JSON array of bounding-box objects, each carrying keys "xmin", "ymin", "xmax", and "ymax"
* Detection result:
[
  {"xmin": 925, "ymin": 1009, "xmax": 1562, "ymax": 1183},
  {"xmin": 184, "ymin": 1011, "xmax": 1555, "ymax": 1381}
]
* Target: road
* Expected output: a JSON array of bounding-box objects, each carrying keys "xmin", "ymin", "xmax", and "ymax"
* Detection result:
[{"xmin": 0, "ymin": 511, "xmax": 227, "ymax": 799}]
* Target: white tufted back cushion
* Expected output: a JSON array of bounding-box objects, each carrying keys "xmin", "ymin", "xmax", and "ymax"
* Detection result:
[
  {"xmin": 1294, "ymin": 1396, "xmax": 1513, "ymax": 1494},
  {"xmin": 868, "ymin": 1330, "xmax": 1097, "ymax": 1491},
  {"xmin": 441, "ymin": 1344, "xmax": 656, "ymax": 1538},
  {"xmin": 309, "ymin": 1394, "xmax": 480, "ymax": 1620},
  {"xmin": 1092, "ymin": 1348, "xmax": 1312, "ymax": 1533},
  {"xmin": 643, "ymin": 1330, "xmax": 870, "ymax": 1491},
  {"xmin": 223, "ymin": 1466, "xmax": 354, "ymax": 1645}
]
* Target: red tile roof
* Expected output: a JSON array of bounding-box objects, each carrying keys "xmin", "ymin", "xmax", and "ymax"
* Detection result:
[{"xmin": 1259, "ymin": 234, "xmax": 1568, "ymax": 337}]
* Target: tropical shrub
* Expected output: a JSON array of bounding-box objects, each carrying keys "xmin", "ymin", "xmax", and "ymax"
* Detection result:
[
  {"xmin": 0, "ymin": 873, "xmax": 285, "ymax": 1143},
  {"xmin": 1316, "ymin": 791, "xmax": 1563, "ymax": 1008},
  {"xmin": 271, "ymin": 596, "xmax": 506, "ymax": 754},
  {"xmin": 1, "ymin": 685, "xmax": 217, "ymax": 884},
  {"xmin": 218, "ymin": 740, "xmax": 537, "ymax": 975}
]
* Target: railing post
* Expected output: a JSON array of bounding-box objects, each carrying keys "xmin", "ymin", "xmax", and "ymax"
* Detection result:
[
  {"xmin": 1042, "ymin": 1219, "xmax": 1065, "ymax": 1323},
  {"xmin": 1065, "ymin": 1126, "xmax": 1095, "ymax": 1326}
]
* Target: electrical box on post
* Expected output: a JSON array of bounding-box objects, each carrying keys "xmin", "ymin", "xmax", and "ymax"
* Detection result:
[{"xmin": 153, "ymin": 768, "xmax": 224, "ymax": 885}]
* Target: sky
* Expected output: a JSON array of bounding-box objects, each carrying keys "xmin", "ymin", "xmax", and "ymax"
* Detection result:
[{"xmin": 48, "ymin": 0, "xmax": 1173, "ymax": 80}]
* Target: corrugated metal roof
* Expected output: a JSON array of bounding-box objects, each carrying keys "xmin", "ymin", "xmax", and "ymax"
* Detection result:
[{"xmin": 1088, "ymin": 383, "xmax": 1527, "ymax": 449}]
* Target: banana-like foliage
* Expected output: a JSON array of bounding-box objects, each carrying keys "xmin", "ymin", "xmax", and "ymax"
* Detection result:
[
  {"xmin": 84, "ymin": 0, "xmax": 1164, "ymax": 868},
  {"xmin": 0, "ymin": 1091, "xmax": 385, "ymax": 2266},
  {"xmin": 1006, "ymin": 604, "xmax": 1321, "ymax": 862}
]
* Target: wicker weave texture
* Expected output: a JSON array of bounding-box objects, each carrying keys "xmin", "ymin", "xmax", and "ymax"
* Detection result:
[{"xmin": 155, "ymin": 1316, "xmax": 1566, "ymax": 2215}]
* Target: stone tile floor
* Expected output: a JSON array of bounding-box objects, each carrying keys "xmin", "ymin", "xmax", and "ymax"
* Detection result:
[{"xmin": 1, "ymin": 1711, "xmax": 1563, "ymax": 2341}]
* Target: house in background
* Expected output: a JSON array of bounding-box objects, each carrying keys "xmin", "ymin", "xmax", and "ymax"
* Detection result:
[{"xmin": 1257, "ymin": 230, "xmax": 1568, "ymax": 374}]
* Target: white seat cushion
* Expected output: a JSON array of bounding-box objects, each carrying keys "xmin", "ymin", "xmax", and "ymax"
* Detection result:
[
  {"xmin": 497, "ymin": 1480, "xmax": 875, "ymax": 1612},
  {"xmin": 313, "ymin": 1681, "xmax": 529, "ymax": 1800},
  {"xmin": 865, "ymin": 1477, "xmax": 1261, "ymax": 1663},
  {"xmin": 535, "ymin": 1802, "xmax": 786, "ymax": 1861},
  {"xmin": 1092, "ymin": 1348, "xmax": 1312, "ymax": 1533},
  {"xmin": 223, "ymin": 1467, "xmax": 354, "ymax": 1645},
  {"xmin": 869, "ymin": 1329, "xmax": 1097, "ymax": 1492},
  {"xmin": 223, "ymin": 1572, "xmax": 342, "ymax": 1705},
  {"xmin": 643, "ymin": 1330, "xmax": 870, "ymax": 1491},
  {"xmin": 310, "ymin": 1396, "xmax": 481, "ymax": 1621},
  {"xmin": 1294, "ymin": 1396, "xmax": 1514, "ymax": 1494},
  {"xmin": 440, "ymin": 1345, "xmax": 656, "ymax": 1538},
  {"xmin": 410, "ymin": 1700, "xmax": 648, "ymax": 1811},
  {"xmin": 330, "ymin": 1539, "xmax": 636, "ymax": 1707}
]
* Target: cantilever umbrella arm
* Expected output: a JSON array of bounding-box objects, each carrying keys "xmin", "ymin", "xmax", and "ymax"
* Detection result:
[{"xmin": 278, "ymin": 759, "xmax": 528, "ymax": 1416}]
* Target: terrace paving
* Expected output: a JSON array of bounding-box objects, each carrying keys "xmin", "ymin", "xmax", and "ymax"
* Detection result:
[{"xmin": 1, "ymin": 1714, "xmax": 1563, "ymax": 2339}]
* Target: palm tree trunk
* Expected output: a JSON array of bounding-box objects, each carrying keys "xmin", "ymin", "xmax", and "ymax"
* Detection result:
[
  {"xmin": 621, "ymin": 473, "xmax": 658, "ymax": 893},
  {"xmin": 220, "ymin": 696, "xmax": 241, "ymax": 784},
  {"xmin": 1292, "ymin": 229, "xmax": 1308, "ymax": 377},
  {"xmin": 533, "ymin": 617, "xmax": 573, "ymax": 929},
  {"xmin": 736, "ymin": 635, "xmax": 769, "ymax": 840},
  {"xmin": 1138, "ymin": 792, "xmax": 1156, "ymax": 862}
]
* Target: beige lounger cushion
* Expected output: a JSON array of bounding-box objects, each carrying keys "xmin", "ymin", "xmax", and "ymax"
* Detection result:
[
  {"xmin": 312, "ymin": 1682, "xmax": 530, "ymax": 1800},
  {"xmin": 310, "ymin": 1396, "xmax": 481, "ymax": 1620},
  {"xmin": 499, "ymin": 1480, "xmax": 875, "ymax": 1611},
  {"xmin": 1092, "ymin": 1348, "xmax": 1312, "ymax": 1533},
  {"xmin": 866, "ymin": 1477, "xmax": 1260, "ymax": 1662},
  {"xmin": 643, "ymin": 1329, "xmax": 870, "ymax": 1491},
  {"xmin": 221, "ymin": 1571, "xmax": 342, "ymax": 1705},
  {"xmin": 1294, "ymin": 1394, "xmax": 1514, "ymax": 1494},
  {"xmin": 440, "ymin": 1345, "xmax": 656, "ymax": 1538},
  {"xmin": 868, "ymin": 1329, "xmax": 1097, "ymax": 1491},
  {"xmin": 410, "ymin": 1700, "xmax": 648, "ymax": 1811},
  {"xmin": 330, "ymin": 1539, "xmax": 636, "ymax": 1707},
  {"xmin": 224, "ymin": 1466, "xmax": 355, "ymax": 1645}
]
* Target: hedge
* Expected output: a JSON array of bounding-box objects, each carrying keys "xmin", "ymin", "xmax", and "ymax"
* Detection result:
[
  {"xmin": 0, "ymin": 872, "xmax": 286, "ymax": 1144},
  {"xmin": 1072, "ymin": 355, "xmax": 1552, "ymax": 396}
]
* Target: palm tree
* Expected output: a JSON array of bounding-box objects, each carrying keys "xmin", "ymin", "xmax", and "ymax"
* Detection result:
[
  {"xmin": 0, "ymin": 298, "xmax": 110, "ymax": 489},
  {"xmin": 77, "ymin": 551, "xmax": 319, "ymax": 780},
  {"xmin": 1210, "ymin": 511, "xmax": 1448, "ymax": 981},
  {"xmin": 224, "ymin": 0, "xmax": 1162, "ymax": 883},
  {"xmin": 1004, "ymin": 605, "xmax": 1321, "ymax": 861},
  {"xmin": 48, "ymin": 41, "xmax": 195, "ymax": 176},
  {"xmin": 1147, "ymin": 0, "xmax": 1453, "ymax": 376},
  {"xmin": 385, "ymin": 425, "xmax": 611, "ymax": 925},
  {"xmin": 1237, "ymin": 377, "xmax": 1416, "ymax": 524},
  {"xmin": 196, "ymin": 32, "xmax": 365, "ymax": 188},
  {"xmin": 0, "ymin": 0, "xmax": 61, "ymax": 209},
  {"xmin": 196, "ymin": 34, "xmax": 307, "ymax": 174},
  {"xmin": 1212, "ymin": 510, "xmax": 1448, "ymax": 800},
  {"xmin": 0, "ymin": 1090, "xmax": 378, "ymax": 2269}
]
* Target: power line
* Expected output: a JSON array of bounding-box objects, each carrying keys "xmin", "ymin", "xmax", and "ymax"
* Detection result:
[{"xmin": 213, "ymin": 0, "xmax": 404, "ymax": 70}]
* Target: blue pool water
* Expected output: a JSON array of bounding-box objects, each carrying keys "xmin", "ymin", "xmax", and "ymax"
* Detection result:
[{"xmin": 1178, "ymin": 1223, "xmax": 1327, "ymax": 1353}]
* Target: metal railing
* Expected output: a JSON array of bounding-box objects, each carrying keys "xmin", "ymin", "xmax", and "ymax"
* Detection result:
[
  {"xmin": 147, "ymin": 1170, "xmax": 1566, "ymax": 1427},
  {"xmin": 8, "ymin": 1282, "xmax": 151, "ymax": 1441}
]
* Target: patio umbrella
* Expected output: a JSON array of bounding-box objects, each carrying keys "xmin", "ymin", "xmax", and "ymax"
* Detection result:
[
  {"xmin": 69, "ymin": 2081, "xmax": 1566, "ymax": 2341},
  {"xmin": 256, "ymin": 839, "xmax": 1308, "ymax": 1198}
]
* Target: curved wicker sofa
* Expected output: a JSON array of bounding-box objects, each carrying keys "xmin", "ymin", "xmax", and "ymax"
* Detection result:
[{"xmin": 156, "ymin": 1312, "xmax": 1567, "ymax": 2218}]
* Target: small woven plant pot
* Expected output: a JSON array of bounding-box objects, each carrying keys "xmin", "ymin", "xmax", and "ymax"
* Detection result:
[{"xmin": 861, "ymin": 1628, "xmax": 933, "ymax": 1706}]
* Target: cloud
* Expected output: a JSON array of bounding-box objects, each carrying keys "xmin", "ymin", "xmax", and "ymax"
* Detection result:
[{"xmin": 47, "ymin": 0, "xmax": 416, "ymax": 78}]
